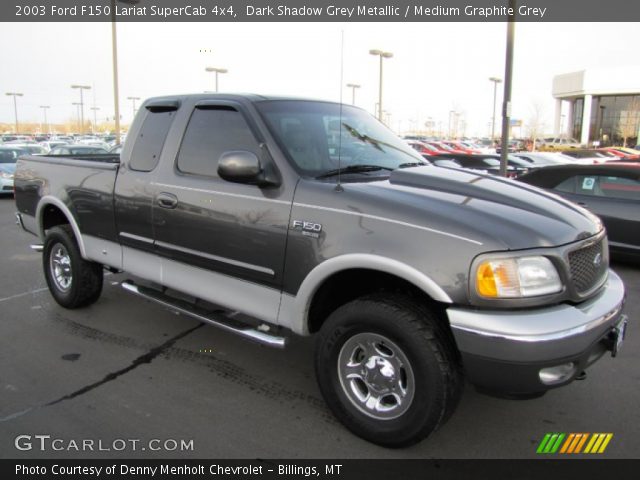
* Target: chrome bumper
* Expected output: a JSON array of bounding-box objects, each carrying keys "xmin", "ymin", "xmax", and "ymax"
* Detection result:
[{"xmin": 447, "ymin": 270, "xmax": 626, "ymax": 363}]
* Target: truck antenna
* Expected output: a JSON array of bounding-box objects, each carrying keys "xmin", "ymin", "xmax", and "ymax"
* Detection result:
[{"xmin": 335, "ymin": 29, "xmax": 345, "ymax": 193}]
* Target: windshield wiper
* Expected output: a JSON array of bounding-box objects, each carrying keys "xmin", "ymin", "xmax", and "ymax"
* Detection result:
[{"xmin": 316, "ymin": 164, "xmax": 393, "ymax": 179}]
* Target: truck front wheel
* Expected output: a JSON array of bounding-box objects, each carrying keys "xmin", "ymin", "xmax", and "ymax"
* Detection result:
[
  {"xmin": 43, "ymin": 225, "xmax": 103, "ymax": 308},
  {"xmin": 315, "ymin": 294, "xmax": 462, "ymax": 447}
]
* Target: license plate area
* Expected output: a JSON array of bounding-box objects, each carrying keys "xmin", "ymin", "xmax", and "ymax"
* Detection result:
[{"xmin": 610, "ymin": 315, "xmax": 628, "ymax": 357}]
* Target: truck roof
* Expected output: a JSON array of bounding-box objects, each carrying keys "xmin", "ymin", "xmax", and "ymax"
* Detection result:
[{"xmin": 142, "ymin": 93, "xmax": 342, "ymax": 106}]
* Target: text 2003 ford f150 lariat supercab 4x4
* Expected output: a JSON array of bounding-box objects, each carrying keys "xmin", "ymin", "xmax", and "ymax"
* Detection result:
[{"xmin": 14, "ymin": 95, "xmax": 628, "ymax": 447}]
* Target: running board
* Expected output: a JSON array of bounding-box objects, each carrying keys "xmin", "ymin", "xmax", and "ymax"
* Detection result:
[{"xmin": 121, "ymin": 281, "xmax": 287, "ymax": 348}]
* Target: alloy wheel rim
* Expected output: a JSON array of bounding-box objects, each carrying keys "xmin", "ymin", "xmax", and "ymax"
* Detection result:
[
  {"xmin": 337, "ymin": 332, "xmax": 415, "ymax": 420},
  {"xmin": 49, "ymin": 243, "xmax": 72, "ymax": 292}
]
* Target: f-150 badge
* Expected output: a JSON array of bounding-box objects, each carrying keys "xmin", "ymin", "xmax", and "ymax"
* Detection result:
[{"xmin": 292, "ymin": 220, "xmax": 322, "ymax": 238}]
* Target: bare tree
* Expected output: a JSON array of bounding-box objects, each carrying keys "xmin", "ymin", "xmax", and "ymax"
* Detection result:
[
  {"xmin": 525, "ymin": 100, "xmax": 547, "ymax": 151},
  {"xmin": 616, "ymin": 97, "xmax": 640, "ymax": 147}
]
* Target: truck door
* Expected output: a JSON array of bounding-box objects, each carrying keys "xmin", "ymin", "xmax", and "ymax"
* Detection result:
[
  {"xmin": 115, "ymin": 101, "xmax": 179, "ymax": 254},
  {"xmin": 151, "ymin": 101, "xmax": 292, "ymax": 322}
]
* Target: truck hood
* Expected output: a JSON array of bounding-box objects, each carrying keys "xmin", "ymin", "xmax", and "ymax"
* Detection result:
[{"xmin": 373, "ymin": 166, "xmax": 601, "ymax": 250}]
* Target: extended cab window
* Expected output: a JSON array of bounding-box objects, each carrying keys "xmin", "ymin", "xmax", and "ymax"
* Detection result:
[
  {"xmin": 129, "ymin": 110, "xmax": 176, "ymax": 172},
  {"xmin": 177, "ymin": 107, "xmax": 261, "ymax": 178}
]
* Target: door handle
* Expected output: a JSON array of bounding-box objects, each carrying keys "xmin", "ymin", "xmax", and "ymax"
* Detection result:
[
  {"xmin": 576, "ymin": 201, "xmax": 588, "ymax": 207},
  {"xmin": 156, "ymin": 192, "xmax": 178, "ymax": 209}
]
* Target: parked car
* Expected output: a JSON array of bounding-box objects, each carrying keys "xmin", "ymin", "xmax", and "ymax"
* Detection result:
[
  {"xmin": 49, "ymin": 144, "xmax": 110, "ymax": 155},
  {"xmin": 6, "ymin": 143, "xmax": 47, "ymax": 155},
  {"xmin": 0, "ymin": 146, "xmax": 25, "ymax": 195},
  {"xmin": 430, "ymin": 153, "xmax": 529, "ymax": 177},
  {"xmin": 513, "ymin": 152, "xmax": 575, "ymax": 166},
  {"xmin": 539, "ymin": 137, "xmax": 582, "ymax": 151},
  {"xmin": 109, "ymin": 145, "xmax": 123, "ymax": 154},
  {"xmin": 519, "ymin": 163, "xmax": 640, "ymax": 260},
  {"xmin": 39, "ymin": 141, "xmax": 69, "ymax": 153},
  {"xmin": 599, "ymin": 147, "xmax": 640, "ymax": 160},
  {"xmin": 14, "ymin": 93, "xmax": 627, "ymax": 447},
  {"xmin": 560, "ymin": 149, "xmax": 618, "ymax": 164}
]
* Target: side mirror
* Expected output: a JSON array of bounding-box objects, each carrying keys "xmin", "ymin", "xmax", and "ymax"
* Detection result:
[
  {"xmin": 217, "ymin": 149, "xmax": 281, "ymax": 188},
  {"xmin": 218, "ymin": 150, "xmax": 263, "ymax": 183}
]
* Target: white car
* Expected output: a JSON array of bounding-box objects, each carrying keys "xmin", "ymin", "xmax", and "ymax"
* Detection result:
[{"xmin": 0, "ymin": 146, "xmax": 23, "ymax": 195}]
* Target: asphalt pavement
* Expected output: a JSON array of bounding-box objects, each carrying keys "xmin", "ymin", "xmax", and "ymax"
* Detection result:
[{"xmin": 0, "ymin": 195, "xmax": 638, "ymax": 459}]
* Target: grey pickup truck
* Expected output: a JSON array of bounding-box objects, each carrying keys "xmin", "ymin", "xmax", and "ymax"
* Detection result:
[{"xmin": 15, "ymin": 94, "xmax": 627, "ymax": 447}]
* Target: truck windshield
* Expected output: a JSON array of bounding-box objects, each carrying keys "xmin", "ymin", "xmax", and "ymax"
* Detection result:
[{"xmin": 255, "ymin": 100, "xmax": 425, "ymax": 177}]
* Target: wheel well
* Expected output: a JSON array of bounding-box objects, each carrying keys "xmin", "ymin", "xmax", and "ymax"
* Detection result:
[
  {"xmin": 307, "ymin": 269, "xmax": 447, "ymax": 334},
  {"xmin": 41, "ymin": 204, "xmax": 70, "ymax": 233}
]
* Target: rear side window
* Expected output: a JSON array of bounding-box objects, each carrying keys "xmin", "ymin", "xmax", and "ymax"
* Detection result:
[
  {"xmin": 177, "ymin": 107, "xmax": 261, "ymax": 178},
  {"xmin": 555, "ymin": 174, "xmax": 640, "ymax": 200},
  {"xmin": 129, "ymin": 110, "xmax": 176, "ymax": 172}
]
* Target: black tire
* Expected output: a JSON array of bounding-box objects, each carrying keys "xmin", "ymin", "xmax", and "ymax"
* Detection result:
[
  {"xmin": 43, "ymin": 225, "xmax": 103, "ymax": 308},
  {"xmin": 315, "ymin": 294, "xmax": 463, "ymax": 447}
]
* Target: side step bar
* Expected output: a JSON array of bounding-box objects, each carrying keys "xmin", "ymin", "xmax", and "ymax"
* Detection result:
[{"xmin": 121, "ymin": 281, "xmax": 287, "ymax": 348}]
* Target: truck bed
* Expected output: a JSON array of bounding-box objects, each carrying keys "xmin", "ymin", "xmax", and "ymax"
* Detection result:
[{"xmin": 14, "ymin": 154, "xmax": 120, "ymax": 243}]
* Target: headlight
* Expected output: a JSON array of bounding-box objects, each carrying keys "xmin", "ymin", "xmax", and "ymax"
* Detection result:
[{"xmin": 475, "ymin": 255, "xmax": 562, "ymax": 298}]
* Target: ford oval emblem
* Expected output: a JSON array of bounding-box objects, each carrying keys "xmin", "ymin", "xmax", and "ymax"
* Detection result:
[{"xmin": 593, "ymin": 252, "xmax": 602, "ymax": 267}]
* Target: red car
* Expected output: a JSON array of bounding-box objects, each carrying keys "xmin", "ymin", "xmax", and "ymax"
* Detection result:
[
  {"xmin": 597, "ymin": 148, "xmax": 640, "ymax": 160},
  {"xmin": 425, "ymin": 141, "xmax": 462, "ymax": 154},
  {"xmin": 406, "ymin": 140, "xmax": 439, "ymax": 156},
  {"xmin": 442, "ymin": 141, "xmax": 480, "ymax": 154}
]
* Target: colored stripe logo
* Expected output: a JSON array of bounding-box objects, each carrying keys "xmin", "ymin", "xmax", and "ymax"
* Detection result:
[{"xmin": 537, "ymin": 433, "xmax": 613, "ymax": 454}]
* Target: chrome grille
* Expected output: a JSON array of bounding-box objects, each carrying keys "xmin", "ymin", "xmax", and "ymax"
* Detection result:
[{"xmin": 568, "ymin": 238, "xmax": 607, "ymax": 295}]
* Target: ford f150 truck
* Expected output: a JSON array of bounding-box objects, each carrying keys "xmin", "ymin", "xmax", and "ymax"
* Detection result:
[{"xmin": 14, "ymin": 94, "xmax": 627, "ymax": 447}]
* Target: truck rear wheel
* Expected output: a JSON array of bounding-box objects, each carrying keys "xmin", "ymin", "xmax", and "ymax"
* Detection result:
[
  {"xmin": 43, "ymin": 225, "xmax": 103, "ymax": 308},
  {"xmin": 315, "ymin": 294, "xmax": 462, "ymax": 447}
]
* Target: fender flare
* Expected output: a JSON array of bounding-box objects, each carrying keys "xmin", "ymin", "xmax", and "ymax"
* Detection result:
[
  {"xmin": 36, "ymin": 196, "xmax": 87, "ymax": 258},
  {"xmin": 279, "ymin": 253, "xmax": 453, "ymax": 335}
]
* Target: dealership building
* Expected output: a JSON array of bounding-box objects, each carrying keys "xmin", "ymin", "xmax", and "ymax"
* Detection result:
[{"xmin": 552, "ymin": 67, "xmax": 640, "ymax": 146}]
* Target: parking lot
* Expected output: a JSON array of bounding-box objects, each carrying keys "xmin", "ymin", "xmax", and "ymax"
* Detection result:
[{"xmin": 0, "ymin": 195, "xmax": 638, "ymax": 459}]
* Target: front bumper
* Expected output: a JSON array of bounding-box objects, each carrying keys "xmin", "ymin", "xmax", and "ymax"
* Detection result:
[
  {"xmin": 0, "ymin": 176, "xmax": 13, "ymax": 194},
  {"xmin": 447, "ymin": 269, "xmax": 626, "ymax": 395}
]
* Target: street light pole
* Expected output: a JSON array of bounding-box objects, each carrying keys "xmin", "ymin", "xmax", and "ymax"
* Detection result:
[
  {"xmin": 499, "ymin": 0, "xmax": 516, "ymax": 178},
  {"xmin": 127, "ymin": 96, "xmax": 140, "ymax": 120},
  {"xmin": 71, "ymin": 85, "xmax": 91, "ymax": 134},
  {"xmin": 205, "ymin": 67, "xmax": 228, "ymax": 92},
  {"xmin": 110, "ymin": 1, "xmax": 139, "ymax": 144},
  {"xmin": 6, "ymin": 92, "xmax": 24, "ymax": 135},
  {"xmin": 489, "ymin": 76, "xmax": 502, "ymax": 140},
  {"xmin": 40, "ymin": 105, "xmax": 50, "ymax": 135},
  {"xmin": 346, "ymin": 83, "xmax": 361, "ymax": 105},
  {"xmin": 369, "ymin": 49, "xmax": 393, "ymax": 121},
  {"xmin": 6, "ymin": 92, "xmax": 23, "ymax": 134},
  {"xmin": 90, "ymin": 106, "xmax": 100, "ymax": 133},
  {"xmin": 72, "ymin": 102, "xmax": 82, "ymax": 133}
]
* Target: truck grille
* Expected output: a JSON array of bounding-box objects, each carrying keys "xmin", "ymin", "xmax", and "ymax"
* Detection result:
[{"xmin": 568, "ymin": 238, "xmax": 608, "ymax": 295}]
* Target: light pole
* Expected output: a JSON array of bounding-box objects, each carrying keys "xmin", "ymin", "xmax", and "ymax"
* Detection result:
[
  {"xmin": 369, "ymin": 49, "xmax": 393, "ymax": 121},
  {"xmin": 499, "ymin": 0, "xmax": 516, "ymax": 178},
  {"xmin": 205, "ymin": 67, "xmax": 228, "ymax": 92},
  {"xmin": 90, "ymin": 106, "xmax": 100, "ymax": 133},
  {"xmin": 346, "ymin": 83, "xmax": 361, "ymax": 105},
  {"xmin": 71, "ymin": 85, "xmax": 91, "ymax": 134},
  {"xmin": 448, "ymin": 110, "xmax": 456, "ymax": 138},
  {"xmin": 489, "ymin": 76, "xmax": 502, "ymax": 140},
  {"xmin": 111, "ymin": 0, "xmax": 140, "ymax": 144},
  {"xmin": 39, "ymin": 105, "xmax": 50, "ymax": 135},
  {"xmin": 127, "ymin": 96, "xmax": 140, "ymax": 120},
  {"xmin": 72, "ymin": 102, "xmax": 82, "ymax": 133},
  {"xmin": 6, "ymin": 92, "xmax": 23, "ymax": 134}
]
